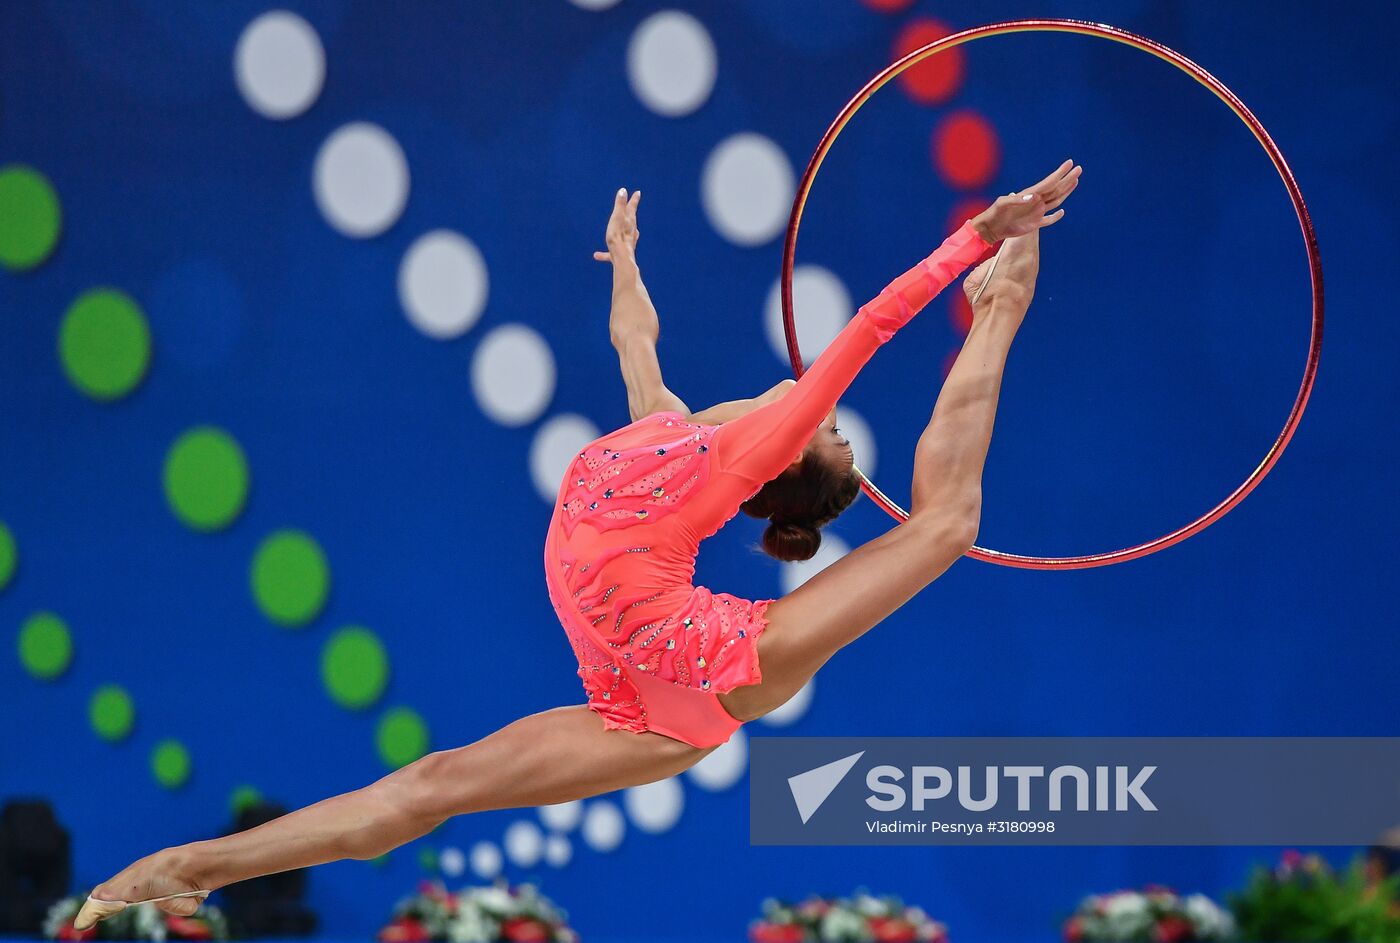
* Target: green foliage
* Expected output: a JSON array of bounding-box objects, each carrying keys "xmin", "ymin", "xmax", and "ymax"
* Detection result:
[{"xmin": 1229, "ymin": 853, "xmax": 1400, "ymax": 943}]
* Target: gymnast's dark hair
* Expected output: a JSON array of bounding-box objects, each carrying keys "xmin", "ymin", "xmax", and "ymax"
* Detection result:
[{"xmin": 741, "ymin": 454, "xmax": 862, "ymax": 562}]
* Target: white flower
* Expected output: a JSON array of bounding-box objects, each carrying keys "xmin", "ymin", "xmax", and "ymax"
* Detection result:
[
  {"xmin": 447, "ymin": 906, "xmax": 500, "ymax": 943},
  {"xmin": 43, "ymin": 898, "xmax": 80, "ymax": 939},
  {"xmin": 1184, "ymin": 893, "xmax": 1235, "ymax": 940},
  {"xmin": 463, "ymin": 886, "xmax": 516, "ymax": 916}
]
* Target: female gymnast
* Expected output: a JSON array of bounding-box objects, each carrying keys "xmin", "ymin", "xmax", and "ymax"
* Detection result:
[{"xmin": 76, "ymin": 159, "xmax": 1080, "ymax": 928}]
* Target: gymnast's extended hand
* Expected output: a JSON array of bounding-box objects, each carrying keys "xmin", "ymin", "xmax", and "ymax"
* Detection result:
[{"xmin": 969, "ymin": 158, "xmax": 1080, "ymax": 243}]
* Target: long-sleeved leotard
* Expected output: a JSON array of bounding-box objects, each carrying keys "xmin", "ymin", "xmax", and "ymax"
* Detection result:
[{"xmin": 543, "ymin": 221, "xmax": 990, "ymax": 747}]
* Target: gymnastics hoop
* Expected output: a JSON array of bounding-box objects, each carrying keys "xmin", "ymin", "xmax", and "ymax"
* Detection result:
[{"xmin": 780, "ymin": 18, "xmax": 1323, "ymax": 570}]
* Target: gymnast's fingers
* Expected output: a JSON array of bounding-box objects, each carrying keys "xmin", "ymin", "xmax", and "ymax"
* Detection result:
[
  {"xmin": 594, "ymin": 250, "xmax": 611, "ymax": 262},
  {"xmin": 1043, "ymin": 172, "xmax": 1081, "ymax": 210},
  {"xmin": 629, "ymin": 189, "xmax": 641, "ymax": 211},
  {"xmin": 1037, "ymin": 208, "xmax": 1066, "ymax": 229}
]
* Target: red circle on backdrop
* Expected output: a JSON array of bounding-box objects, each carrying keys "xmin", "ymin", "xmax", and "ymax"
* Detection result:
[
  {"xmin": 949, "ymin": 291, "xmax": 973, "ymax": 335},
  {"xmin": 862, "ymin": 0, "xmax": 917, "ymax": 12},
  {"xmin": 780, "ymin": 19, "xmax": 1324, "ymax": 569},
  {"xmin": 934, "ymin": 110, "xmax": 1000, "ymax": 189},
  {"xmin": 894, "ymin": 19, "xmax": 964, "ymax": 105}
]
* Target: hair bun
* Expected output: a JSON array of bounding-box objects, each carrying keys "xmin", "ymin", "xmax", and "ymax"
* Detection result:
[{"xmin": 762, "ymin": 518, "xmax": 822, "ymax": 562}]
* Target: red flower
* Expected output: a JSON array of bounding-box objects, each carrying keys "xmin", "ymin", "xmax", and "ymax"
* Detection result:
[
  {"xmin": 379, "ymin": 917, "xmax": 431, "ymax": 943},
  {"xmin": 750, "ymin": 922, "xmax": 805, "ymax": 943},
  {"xmin": 1063, "ymin": 916, "xmax": 1085, "ymax": 943},
  {"xmin": 869, "ymin": 916, "xmax": 918, "ymax": 942},
  {"xmin": 165, "ymin": 915, "xmax": 213, "ymax": 940},
  {"xmin": 1153, "ymin": 915, "xmax": 1195, "ymax": 943},
  {"xmin": 502, "ymin": 917, "xmax": 552, "ymax": 942},
  {"xmin": 56, "ymin": 923, "xmax": 98, "ymax": 942}
]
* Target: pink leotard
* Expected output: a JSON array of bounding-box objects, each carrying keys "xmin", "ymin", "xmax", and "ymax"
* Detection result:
[{"xmin": 544, "ymin": 221, "xmax": 991, "ymax": 747}]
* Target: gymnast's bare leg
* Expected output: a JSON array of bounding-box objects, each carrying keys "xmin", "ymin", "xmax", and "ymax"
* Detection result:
[{"xmin": 78, "ymin": 231, "xmax": 1038, "ymax": 928}]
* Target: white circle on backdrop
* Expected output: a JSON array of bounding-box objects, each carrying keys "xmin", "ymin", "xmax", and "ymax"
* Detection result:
[
  {"xmin": 568, "ymin": 0, "xmax": 622, "ymax": 8},
  {"xmin": 439, "ymin": 846, "xmax": 466, "ymax": 878},
  {"xmin": 780, "ymin": 534, "xmax": 851, "ymax": 595},
  {"xmin": 837, "ymin": 407, "xmax": 877, "ymax": 476},
  {"xmin": 537, "ymin": 800, "xmax": 583, "ymax": 832},
  {"xmin": 469, "ymin": 841, "xmax": 502, "ymax": 879},
  {"xmin": 627, "ymin": 11, "xmax": 716, "ymax": 117},
  {"xmin": 544, "ymin": 834, "xmax": 573, "ymax": 867},
  {"xmin": 764, "ymin": 265, "xmax": 852, "ymax": 367},
  {"xmin": 623, "ymin": 777, "xmax": 684, "ymax": 833},
  {"xmin": 701, "ymin": 133, "xmax": 794, "ymax": 246},
  {"xmin": 758, "ymin": 678, "xmax": 815, "ymax": 727},
  {"xmin": 313, "ymin": 122, "xmax": 410, "ymax": 238},
  {"xmin": 471, "ymin": 324, "xmax": 557, "ymax": 426},
  {"xmin": 503, "ymin": 820, "xmax": 544, "ymax": 868},
  {"xmin": 398, "ymin": 230, "xmax": 489, "ymax": 339},
  {"xmin": 686, "ymin": 728, "xmax": 748, "ymax": 791},
  {"xmin": 581, "ymin": 800, "xmax": 625, "ymax": 852},
  {"xmin": 234, "ymin": 11, "xmax": 325, "ymax": 120},
  {"xmin": 530, "ymin": 414, "xmax": 602, "ymax": 502}
]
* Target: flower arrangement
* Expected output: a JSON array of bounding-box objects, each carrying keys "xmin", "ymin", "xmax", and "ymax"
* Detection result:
[
  {"xmin": 378, "ymin": 881, "xmax": 576, "ymax": 943},
  {"xmin": 749, "ymin": 892, "xmax": 949, "ymax": 943},
  {"xmin": 1062, "ymin": 886, "xmax": 1233, "ymax": 942},
  {"xmin": 44, "ymin": 896, "xmax": 228, "ymax": 942},
  {"xmin": 1228, "ymin": 850, "xmax": 1400, "ymax": 943}
]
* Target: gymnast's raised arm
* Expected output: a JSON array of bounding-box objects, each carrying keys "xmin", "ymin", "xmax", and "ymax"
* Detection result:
[{"xmin": 594, "ymin": 188, "xmax": 691, "ymax": 421}]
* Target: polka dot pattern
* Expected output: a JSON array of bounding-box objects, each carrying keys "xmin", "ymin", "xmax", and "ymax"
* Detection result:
[
  {"xmin": 471, "ymin": 325, "xmax": 557, "ymax": 427},
  {"xmin": 0, "ymin": 523, "xmax": 15, "ymax": 592},
  {"xmin": 0, "ymin": 165, "xmax": 61, "ymax": 271},
  {"xmin": 781, "ymin": 534, "xmax": 851, "ymax": 595},
  {"xmin": 163, "ymin": 427, "xmax": 250, "ymax": 532},
  {"xmin": 322, "ymin": 626, "xmax": 389, "ymax": 710},
  {"xmin": 893, "ymin": 19, "xmax": 964, "ymax": 105},
  {"xmin": 470, "ymin": 841, "xmax": 503, "ymax": 879},
  {"xmin": 314, "ymin": 123, "xmax": 410, "ymax": 238},
  {"xmin": 837, "ymin": 407, "xmax": 877, "ymax": 476},
  {"xmin": 439, "ymin": 846, "xmax": 466, "ymax": 878},
  {"xmin": 504, "ymin": 820, "xmax": 544, "ymax": 867},
  {"xmin": 581, "ymin": 800, "xmax": 625, "ymax": 852},
  {"xmin": 544, "ymin": 834, "xmax": 572, "ymax": 868},
  {"xmin": 933, "ymin": 110, "xmax": 1000, "ymax": 189},
  {"xmin": 251, "ymin": 530, "xmax": 330, "ymax": 627},
  {"xmin": 229, "ymin": 784, "xmax": 263, "ymax": 814},
  {"xmin": 538, "ymin": 800, "xmax": 583, "ymax": 832},
  {"xmin": 530, "ymin": 414, "xmax": 601, "ymax": 502},
  {"xmin": 765, "ymin": 265, "xmax": 852, "ymax": 367},
  {"xmin": 90, "ymin": 684, "xmax": 135, "ymax": 741},
  {"xmin": 59, "ymin": 289, "xmax": 151, "ymax": 401},
  {"xmin": 627, "ymin": 11, "xmax": 717, "ymax": 117},
  {"xmin": 701, "ymin": 134, "xmax": 794, "ymax": 247},
  {"xmin": 624, "ymin": 777, "xmax": 684, "ymax": 833},
  {"xmin": 399, "ymin": 230, "xmax": 490, "ymax": 340},
  {"xmin": 151, "ymin": 739, "xmax": 192, "ymax": 789},
  {"xmin": 234, "ymin": 11, "xmax": 325, "ymax": 120},
  {"xmin": 377, "ymin": 706, "xmax": 429, "ymax": 769},
  {"xmin": 18, "ymin": 612, "xmax": 72, "ymax": 680}
]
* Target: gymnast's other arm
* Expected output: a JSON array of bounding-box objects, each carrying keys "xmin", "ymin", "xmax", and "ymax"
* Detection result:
[
  {"xmin": 596, "ymin": 188, "xmax": 794, "ymax": 424},
  {"xmin": 595, "ymin": 188, "xmax": 691, "ymax": 420}
]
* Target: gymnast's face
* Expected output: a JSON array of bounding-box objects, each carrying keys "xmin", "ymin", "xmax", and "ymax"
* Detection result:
[{"xmin": 804, "ymin": 407, "xmax": 855, "ymax": 474}]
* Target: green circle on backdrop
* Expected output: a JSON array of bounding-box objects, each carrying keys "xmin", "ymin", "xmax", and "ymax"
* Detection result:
[
  {"xmin": 251, "ymin": 530, "xmax": 330, "ymax": 626},
  {"xmin": 377, "ymin": 707, "xmax": 429, "ymax": 769},
  {"xmin": 0, "ymin": 523, "xmax": 16, "ymax": 591},
  {"xmin": 229, "ymin": 784, "xmax": 262, "ymax": 815},
  {"xmin": 152, "ymin": 739, "xmax": 191, "ymax": 789},
  {"xmin": 164, "ymin": 427, "xmax": 249, "ymax": 531},
  {"xmin": 18, "ymin": 612, "xmax": 72, "ymax": 680},
  {"xmin": 0, "ymin": 165, "xmax": 61, "ymax": 271},
  {"xmin": 322, "ymin": 626, "xmax": 388, "ymax": 709},
  {"xmin": 89, "ymin": 684, "xmax": 135, "ymax": 741},
  {"xmin": 59, "ymin": 289, "xmax": 151, "ymax": 401}
]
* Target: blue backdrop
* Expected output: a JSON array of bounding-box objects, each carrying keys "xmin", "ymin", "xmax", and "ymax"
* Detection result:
[{"xmin": 3, "ymin": 0, "xmax": 1398, "ymax": 940}]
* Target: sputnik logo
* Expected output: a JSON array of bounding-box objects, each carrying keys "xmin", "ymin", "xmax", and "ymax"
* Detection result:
[{"xmin": 787, "ymin": 751, "xmax": 865, "ymax": 824}]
